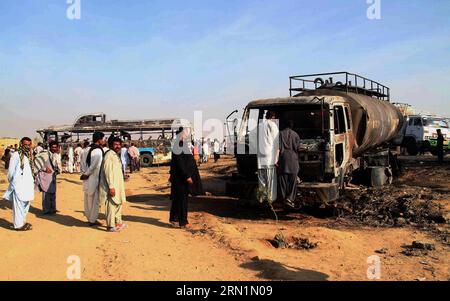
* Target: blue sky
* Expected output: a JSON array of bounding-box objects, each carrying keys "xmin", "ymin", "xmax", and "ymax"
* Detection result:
[{"xmin": 0, "ymin": 0, "xmax": 449, "ymax": 137}]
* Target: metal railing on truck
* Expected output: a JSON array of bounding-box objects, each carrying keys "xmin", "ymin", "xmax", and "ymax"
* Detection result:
[{"xmin": 289, "ymin": 72, "xmax": 390, "ymax": 101}]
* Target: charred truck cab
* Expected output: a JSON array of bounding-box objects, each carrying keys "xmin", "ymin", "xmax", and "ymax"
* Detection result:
[{"xmin": 232, "ymin": 72, "xmax": 404, "ymax": 206}]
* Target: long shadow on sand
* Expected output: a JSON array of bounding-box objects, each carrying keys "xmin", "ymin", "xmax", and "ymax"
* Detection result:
[
  {"xmin": 240, "ymin": 259, "xmax": 329, "ymax": 281},
  {"xmin": 74, "ymin": 208, "xmax": 172, "ymax": 229},
  {"xmin": 29, "ymin": 206, "xmax": 87, "ymax": 228},
  {"xmin": 121, "ymin": 214, "xmax": 171, "ymax": 229},
  {"xmin": 58, "ymin": 178, "xmax": 82, "ymax": 186},
  {"xmin": 0, "ymin": 200, "xmax": 13, "ymax": 230},
  {"xmin": 127, "ymin": 193, "xmax": 298, "ymax": 222}
]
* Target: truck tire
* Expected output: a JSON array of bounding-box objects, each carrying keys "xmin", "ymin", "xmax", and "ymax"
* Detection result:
[
  {"xmin": 406, "ymin": 139, "xmax": 418, "ymax": 156},
  {"xmin": 140, "ymin": 153, "xmax": 154, "ymax": 167}
]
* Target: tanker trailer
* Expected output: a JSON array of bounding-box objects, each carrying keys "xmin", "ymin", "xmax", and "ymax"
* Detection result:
[{"xmin": 230, "ymin": 72, "xmax": 405, "ymax": 205}]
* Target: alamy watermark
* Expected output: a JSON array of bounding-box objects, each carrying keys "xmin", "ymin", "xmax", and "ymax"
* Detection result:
[
  {"xmin": 67, "ymin": 255, "xmax": 81, "ymax": 280},
  {"xmin": 367, "ymin": 255, "xmax": 382, "ymax": 280},
  {"xmin": 66, "ymin": 0, "xmax": 81, "ymax": 20},
  {"xmin": 170, "ymin": 111, "xmax": 280, "ymax": 157},
  {"xmin": 367, "ymin": 0, "xmax": 382, "ymax": 20}
]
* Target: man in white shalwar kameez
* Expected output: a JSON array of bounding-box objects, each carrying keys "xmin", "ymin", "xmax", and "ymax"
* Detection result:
[
  {"xmin": 2, "ymin": 137, "xmax": 35, "ymax": 231},
  {"xmin": 257, "ymin": 111, "xmax": 280, "ymax": 204},
  {"xmin": 74, "ymin": 144, "xmax": 83, "ymax": 173},
  {"xmin": 100, "ymin": 137, "xmax": 127, "ymax": 232},
  {"xmin": 67, "ymin": 146, "xmax": 74, "ymax": 174},
  {"xmin": 81, "ymin": 132, "xmax": 105, "ymax": 226}
]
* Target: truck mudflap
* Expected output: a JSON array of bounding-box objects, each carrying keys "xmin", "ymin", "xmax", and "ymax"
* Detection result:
[{"xmin": 297, "ymin": 182, "xmax": 340, "ymax": 205}]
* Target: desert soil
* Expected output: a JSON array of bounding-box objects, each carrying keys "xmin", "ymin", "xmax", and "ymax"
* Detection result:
[{"xmin": 0, "ymin": 156, "xmax": 448, "ymax": 281}]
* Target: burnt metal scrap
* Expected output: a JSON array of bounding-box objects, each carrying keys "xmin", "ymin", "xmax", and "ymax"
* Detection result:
[
  {"xmin": 37, "ymin": 113, "xmax": 183, "ymax": 136},
  {"xmin": 36, "ymin": 113, "xmax": 189, "ymax": 167},
  {"xmin": 340, "ymin": 186, "xmax": 447, "ymax": 227}
]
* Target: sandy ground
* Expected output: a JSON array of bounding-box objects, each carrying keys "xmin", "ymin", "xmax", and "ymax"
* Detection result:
[{"xmin": 0, "ymin": 156, "xmax": 449, "ymax": 281}]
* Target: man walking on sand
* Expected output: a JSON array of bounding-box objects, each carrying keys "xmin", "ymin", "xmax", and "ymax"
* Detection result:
[
  {"xmin": 81, "ymin": 132, "xmax": 105, "ymax": 226},
  {"xmin": 100, "ymin": 136, "xmax": 127, "ymax": 232},
  {"xmin": 80, "ymin": 141, "xmax": 90, "ymax": 174},
  {"xmin": 436, "ymin": 129, "xmax": 445, "ymax": 165},
  {"xmin": 34, "ymin": 141, "xmax": 61, "ymax": 215},
  {"xmin": 3, "ymin": 137, "xmax": 35, "ymax": 231},
  {"xmin": 128, "ymin": 143, "xmax": 140, "ymax": 173},
  {"xmin": 120, "ymin": 144, "xmax": 130, "ymax": 175},
  {"xmin": 213, "ymin": 139, "xmax": 221, "ymax": 163},
  {"xmin": 67, "ymin": 145, "xmax": 75, "ymax": 174},
  {"xmin": 74, "ymin": 143, "xmax": 83, "ymax": 173}
]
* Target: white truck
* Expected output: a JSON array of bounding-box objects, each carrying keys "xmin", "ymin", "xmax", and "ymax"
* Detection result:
[{"xmin": 400, "ymin": 115, "xmax": 449, "ymax": 155}]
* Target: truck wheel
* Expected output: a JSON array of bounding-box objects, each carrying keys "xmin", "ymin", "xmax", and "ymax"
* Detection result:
[
  {"xmin": 406, "ymin": 139, "xmax": 418, "ymax": 156},
  {"xmin": 140, "ymin": 153, "xmax": 154, "ymax": 167}
]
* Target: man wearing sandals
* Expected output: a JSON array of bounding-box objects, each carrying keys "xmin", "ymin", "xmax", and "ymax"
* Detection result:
[
  {"xmin": 100, "ymin": 136, "xmax": 127, "ymax": 232},
  {"xmin": 2, "ymin": 137, "xmax": 35, "ymax": 231}
]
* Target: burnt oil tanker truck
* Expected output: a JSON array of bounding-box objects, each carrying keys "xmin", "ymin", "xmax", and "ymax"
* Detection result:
[{"xmin": 227, "ymin": 72, "xmax": 405, "ymax": 207}]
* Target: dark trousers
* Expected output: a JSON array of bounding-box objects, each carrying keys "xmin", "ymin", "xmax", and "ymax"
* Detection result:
[
  {"xmin": 130, "ymin": 157, "xmax": 140, "ymax": 173},
  {"xmin": 42, "ymin": 192, "xmax": 56, "ymax": 214},
  {"xmin": 438, "ymin": 150, "xmax": 444, "ymax": 164},
  {"xmin": 278, "ymin": 173, "xmax": 297, "ymax": 202},
  {"xmin": 170, "ymin": 181, "xmax": 189, "ymax": 226},
  {"xmin": 214, "ymin": 152, "xmax": 220, "ymax": 163}
]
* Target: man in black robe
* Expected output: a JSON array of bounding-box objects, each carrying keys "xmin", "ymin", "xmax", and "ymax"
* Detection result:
[
  {"xmin": 169, "ymin": 127, "xmax": 196, "ymax": 228},
  {"xmin": 436, "ymin": 129, "xmax": 444, "ymax": 165},
  {"xmin": 188, "ymin": 159, "xmax": 204, "ymax": 197},
  {"xmin": 278, "ymin": 120, "xmax": 301, "ymax": 208}
]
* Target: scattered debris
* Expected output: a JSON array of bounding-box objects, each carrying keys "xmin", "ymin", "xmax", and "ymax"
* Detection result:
[
  {"xmin": 291, "ymin": 237, "xmax": 319, "ymax": 250},
  {"xmin": 412, "ymin": 241, "xmax": 436, "ymax": 251},
  {"xmin": 340, "ymin": 186, "xmax": 447, "ymax": 228},
  {"xmin": 375, "ymin": 248, "xmax": 388, "ymax": 254},
  {"xmin": 401, "ymin": 241, "xmax": 436, "ymax": 257},
  {"xmin": 269, "ymin": 233, "xmax": 318, "ymax": 250},
  {"xmin": 270, "ymin": 233, "xmax": 289, "ymax": 249}
]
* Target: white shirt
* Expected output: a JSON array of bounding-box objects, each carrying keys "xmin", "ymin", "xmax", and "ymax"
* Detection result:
[
  {"xmin": 120, "ymin": 148, "xmax": 129, "ymax": 164},
  {"xmin": 257, "ymin": 119, "xmax": 279, "ymax": 168},
  {"xmin": 83, "ymin": 148, "xmax": 103, "ymax": 195},
  {"xmin": 3, "ymin": 152, "xmax": 35, "ymax": 202},
  {"xmin": 213, "ymin": 141, "xmax": 220, "ymax": 153},
  {"xmin": 203, "ymin": 143, "xmax": 209, "ymax": 155},
  {"xmin": 53, "ymin": 153, "xmax": 62, "ymax": 172},
  {"xmin": 74, "ymin": 147, "xmax": 83, "ymax": 162},
  {"xmin": 68, "ymin": 147, "xmax": 74, "ymax": 162},
  {"xmin": 35, "ymin": 146, "xmax": 44, "ymax": 154}
]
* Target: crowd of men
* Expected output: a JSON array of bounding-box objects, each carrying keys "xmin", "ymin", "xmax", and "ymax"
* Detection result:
[
  {"xmin": 2, "ymin": 134, "xmax": 128, "ymax": 232},
  {"xmin": 41, "ymin": 141, "xmax": 142, "ymax": 176},
  {"xmin": 1, "ymin": 128, "xmax": 204, "ymax": 232},
  {"xmin": 191, "ymin": 138, "xmax": 226, "ymax": 164},
  {"xmin": 1, "ymin": 119, "xmax": 446, "ymax": 232}
]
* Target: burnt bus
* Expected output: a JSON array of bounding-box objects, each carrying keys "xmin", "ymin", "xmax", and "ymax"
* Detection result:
[{"xmin": 37, "ymin": 113, "xmax": 187, "ymax": 168}]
